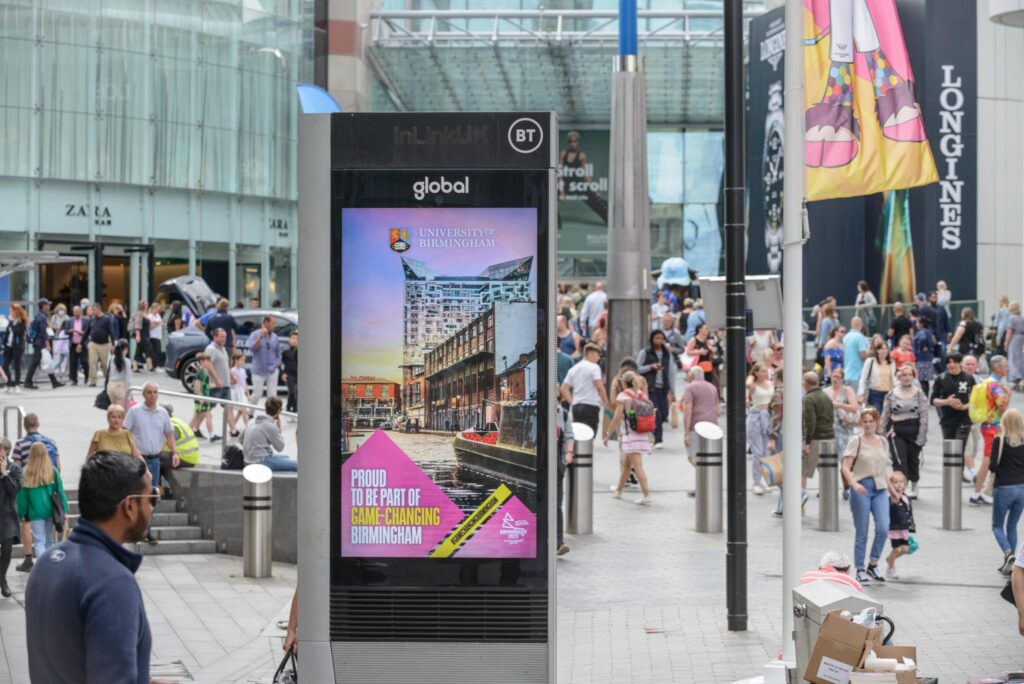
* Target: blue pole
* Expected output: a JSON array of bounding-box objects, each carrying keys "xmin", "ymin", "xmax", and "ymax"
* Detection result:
[{"xmin": 618, "ymin": 0, "xmax": 637, "ymax": 56}]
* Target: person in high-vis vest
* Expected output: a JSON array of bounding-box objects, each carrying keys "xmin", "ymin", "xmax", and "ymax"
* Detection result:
[{"xmin": 160, "ymin": 404, "xmax": 199, "ymax": 470}]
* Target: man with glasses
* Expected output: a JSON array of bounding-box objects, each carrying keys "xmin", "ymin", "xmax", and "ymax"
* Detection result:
[
  {"xmin": 125, "ymin": 382, "xmax": 178, "ymax": 544},
  {"xmin": 25, "ymin": 452, "xmax": 164, "ymax": 683}
]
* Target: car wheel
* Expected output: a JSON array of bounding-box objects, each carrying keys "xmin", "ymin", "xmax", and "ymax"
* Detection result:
[{"xmin": 181, "ymin": 356, "xmax": 200, "ymax": 393}]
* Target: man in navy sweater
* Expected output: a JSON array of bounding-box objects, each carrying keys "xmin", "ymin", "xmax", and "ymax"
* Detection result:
[{"xmin": 25, "ymin": 452, "xmax": 166, "ymax": 683}]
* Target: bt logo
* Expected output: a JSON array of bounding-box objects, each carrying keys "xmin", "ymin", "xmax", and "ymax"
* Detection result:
[{"xmin": 507, "ymin": 118, "xmax": 543, "ymax": 154}]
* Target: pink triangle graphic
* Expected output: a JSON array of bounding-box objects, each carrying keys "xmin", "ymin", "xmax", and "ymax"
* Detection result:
[
  {"xmin": 342, "ymin": 430, "xmax": 466, "ymax": 557},
  {"xmin": 455, "ymin": 495, "xmax": 536, "ymax": 558}
]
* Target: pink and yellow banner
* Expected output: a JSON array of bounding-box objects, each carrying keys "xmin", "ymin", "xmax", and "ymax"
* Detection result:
[{"xmin": 804, "ymin": 0, "xmax": 938, "ymax": 201}]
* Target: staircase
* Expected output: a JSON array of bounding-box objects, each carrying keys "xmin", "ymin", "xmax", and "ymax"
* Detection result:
[{"xmin": 12, "ymin": 489, "xmax": 217, "ymax": 558}]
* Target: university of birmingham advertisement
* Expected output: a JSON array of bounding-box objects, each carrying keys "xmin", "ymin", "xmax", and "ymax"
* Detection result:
[{"xmin": 340, "ymin": 207, "xmax": 540, "ymax": 560}]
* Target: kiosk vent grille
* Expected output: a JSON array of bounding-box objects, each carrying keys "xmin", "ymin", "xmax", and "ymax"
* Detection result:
[{"xmin": 331, "ymin": 588, "xmax": 548, "ymax": 642}]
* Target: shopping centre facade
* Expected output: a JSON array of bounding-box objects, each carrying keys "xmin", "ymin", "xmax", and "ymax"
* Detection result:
[
  {"xmin": 0, "ymin": 0, "xmax": 311, "ymax": 310},
  {"xmin": 1, "ymin": 1, "xmax": 1021, "ymax": 315}
]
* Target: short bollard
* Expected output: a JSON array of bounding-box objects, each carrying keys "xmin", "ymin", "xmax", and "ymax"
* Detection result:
[
  {"xmin": 942, "ymin": 438, "xmax": 963, "ymax": 531},
  {"xmin": 816, "ymin": 439, "xmax": 839, "ymax": 532},
  {"xmin": 567, "ymin": 422, "xmax": 594, "ymax": 535},
  {"xmin": 695, "ymin": 421, "xmax": 724, "ymax": 533},
  {"xmin": 243, "ymin": 464, "xmax": 273, "ymax": 578}
]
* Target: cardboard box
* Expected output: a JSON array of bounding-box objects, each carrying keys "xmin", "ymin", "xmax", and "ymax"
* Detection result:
[{"xmin": 804, "ymin": 611, "xmax": 883, "ymax": 684}]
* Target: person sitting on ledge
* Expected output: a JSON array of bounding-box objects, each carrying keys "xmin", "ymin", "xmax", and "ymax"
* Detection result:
[{"xmin": 242, "ymin": 396, "xmax": 297, "ymax": 472}]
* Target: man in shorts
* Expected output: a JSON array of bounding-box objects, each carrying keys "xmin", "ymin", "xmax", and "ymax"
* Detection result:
[
  {"xmin": 971, "ymin": 355, "xmax": 1012, "ymax": 506},
  {"xmin": 559, "ymin": 343, "xmax": 608, "ymax": 435}
]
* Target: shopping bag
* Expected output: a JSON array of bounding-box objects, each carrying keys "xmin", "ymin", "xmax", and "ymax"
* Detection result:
[
  {"xmin": 758, "ymin": 452, "xmax": 784, "ymax": 488},
  {"xmin": 907, "ymin": 535, "xmax": 919, "ymax": 555},
  {"xmin": 670, "ymin": 403, "xmax": 679, "ymax": 429},
  {"xmin": 40, "ymin": 349, "xmax": 56, "ymax": 373},
  {"xmin": 679, "ymin": 353, "xmax": 698, "ymax": 371},
  {"xmin": 272, "ymin": 649, "xmax": 297, "ymax": 684}
]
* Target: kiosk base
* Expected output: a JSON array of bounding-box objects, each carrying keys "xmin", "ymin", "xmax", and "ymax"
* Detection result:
[{"xmin": 331, "ymin": 642, "xmax": 548, "ymax": 683}]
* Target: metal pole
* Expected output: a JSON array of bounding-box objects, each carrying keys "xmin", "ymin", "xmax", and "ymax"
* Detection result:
[
  {"xmin": 243, "ymin": 464, "xmax": 273, "ymax": 578},
  {"xmin": 942, "ymin": 438, "xmax": 963, "ymax": 530},
  {"xmin": 724, "ymin": 0, "xmax": 747, "ymax": 633},
  {"xmin": 567, "ymin": 422, "xmax": 594, "ymax": 535},
  {"xmin": 606, "ymin": 0, "xmax": 651, "ymax": 380},
  {"xmin": 781, "ymin": 0, "xmax": 807, "ymax": 663},
  {"xmin": 816, "ymin": 439, "xmax": 839, "ymax": 532},
  {"xmin": 695, "ymin": 421, "xmax": 724, "ymax": 534}
]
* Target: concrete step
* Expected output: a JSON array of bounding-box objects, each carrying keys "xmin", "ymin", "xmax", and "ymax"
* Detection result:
[
  {"xmin": 131, "ymin": 539, "xmax": 218, "ymax": 556},
  {"xmin": 152, "ymin": 526, "xmax": 203, "ymax": 541},
  {"xmin": 68, "ymin": 511, "xmax": 190, "ymax": 529},
  {"xmin": 66, "ymin": 499, "xmax": 178, "ymax": 516}
]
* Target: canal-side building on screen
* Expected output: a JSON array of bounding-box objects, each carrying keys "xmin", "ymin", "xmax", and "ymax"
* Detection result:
[
  {"xmin": 341, "ymin": 376, "xmax": 402, "ymax": 428},
  {"xmin": 422, "ymin": 302, "xmax": 535, "ymax": 431}
]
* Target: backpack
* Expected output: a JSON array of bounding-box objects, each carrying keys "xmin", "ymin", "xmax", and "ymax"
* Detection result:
[
  {"xmin": 968, "ymin": 378, "xmax": 994, "ymax": 424},
  {"xmin": 624, "ymin": 390, "xmax": 656, "ymax": 433},
  {"xmin": 221, "ymin": 444, "xmax": 245, "ymax": 470}
]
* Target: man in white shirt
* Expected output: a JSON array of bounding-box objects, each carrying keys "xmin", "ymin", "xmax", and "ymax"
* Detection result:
[
  {"xmin": 578, "ymin": 283, "xmax": 607, "ymax": 339},
  {"xmin": 559, "ymin": 343, "xmax": 609, "ymax": 435}
]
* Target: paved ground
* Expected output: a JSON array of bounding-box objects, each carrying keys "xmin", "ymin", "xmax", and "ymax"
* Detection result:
[
  {"xmin": 0, "ymin": 374, "xmax": 1022, "ymax": 682},
  {"xmin": 556, "ymin": 391, "xmax": 1024, "ymax": 683}
]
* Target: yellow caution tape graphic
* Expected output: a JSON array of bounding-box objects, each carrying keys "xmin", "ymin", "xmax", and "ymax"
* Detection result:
[{"xmin": 429, "ymin": 484, "xmax": 513, "ymax": 558}]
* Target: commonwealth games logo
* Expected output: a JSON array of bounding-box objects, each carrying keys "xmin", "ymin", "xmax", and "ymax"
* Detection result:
[{"xmin": 389, "ymin": 228, "xmax": 411, "ymax": 253}]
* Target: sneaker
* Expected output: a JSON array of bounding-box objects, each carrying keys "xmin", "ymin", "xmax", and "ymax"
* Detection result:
[
  {"xmin": 970, "ymin": 493, "xmax": 993, "ymax": 506},
  {"xmin": 195, "ymin": 429, "xmax": 206, "ymax": 439},
  {"xmin": 210, "ymin": 434, "xmax": 222, "ymax": 443},
  {"xmin": 610, "ymin": 486, "xmax": 622, "ymax": 499},
  {"xmin": 627, "ymin": 474, "xmax": 639, "ymax": 486},
  {"xmin": 687, "ymin": 490, "xmax": 696, "ymax": 498},
  {"xmin": 752, "ymin": 484, "xmax": 766, "ymax": 496},
  {"xmin": 801, "ymin": 492, "xmax": 809, "ymax": 508},
  {"xmin": 23, "ymin": 384, "xmax": 37, "ymax": 390},
  {"xmin": 16, "ymin": 557, "xmax": 33, "ymax": 572},
  {"xmin": 773, "ymin": 509, "xmax": 783, "ymax": 517},
  {"xmin": 13, "ymin": 386, "xmax": 20, "ymax": 394},
  {"xmin": 1000, "ymin": 554, "xmax": 1016, "ymax": 575},
  {"xmin": 885, "ymin": 567, "xmax": 898, "ymax": 581},
  {"xmin": 855, "ymin": 568, "xmax": 872, "ymax": 585},
  {"xmin": 653, "ymin": 443, "xmax": 664, "ymax": 450},
  {"xmin": 51, "ymin": 381, "xmax": 65, "ymax": 389},
  {"xmin": 229, "ymin": 429, "xmax": 240, "ymax": 438},
  {"xmin": 145, "ymin": 532, "xmax": 159, "ymax": 545},
  {"xmin": 908, "ymin": 481, "xmax": 918, "ymax": 500},
  {"xmin": 866, "ymin": 565, "xmax": 886, "ymax": 583},
  {"xmin": 635, "ymin": 496, "xmax": 652, "ymax": 505},
  {"xmin": 962, "ymin": 469, "xmax": 974, "ymax": 484},
  {"xmin": 557, "ymin": 544, "xmax": 570, "ymax": 557}
]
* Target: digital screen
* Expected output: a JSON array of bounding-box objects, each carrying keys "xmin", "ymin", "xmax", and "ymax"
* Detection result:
[{"xmin": 340, "ymin": 207, "xmax": 540, "ymax": 560}]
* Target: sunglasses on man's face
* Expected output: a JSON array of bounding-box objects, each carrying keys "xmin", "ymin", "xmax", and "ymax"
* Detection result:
[{"xmin": 122, "ymin": 487, "xmax": 161, "ymax": 508}]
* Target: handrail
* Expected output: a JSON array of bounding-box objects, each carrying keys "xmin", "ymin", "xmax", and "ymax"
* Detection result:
[
  {"xmin": 128, "ymin": 386, "xmax": 296, "ymax": 461},
  {"xmin": 2, "ymin": 405, "xmax": 25, "ymax": 441}
]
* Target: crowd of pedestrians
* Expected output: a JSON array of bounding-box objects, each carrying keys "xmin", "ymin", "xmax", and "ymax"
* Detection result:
[{"xmin": 556, "ymin": 279, "xmax": 1024, "ymax": 588}]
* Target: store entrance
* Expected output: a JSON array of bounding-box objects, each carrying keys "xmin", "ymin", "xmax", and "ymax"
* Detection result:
[{"xmin": 37, "ymin": 240, "xmax": 154, "ymax": 311}]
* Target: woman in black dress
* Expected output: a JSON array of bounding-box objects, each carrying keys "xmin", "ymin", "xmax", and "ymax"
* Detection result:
[{"xmin": 0, "ymin": 437, "xmax": 21, "ymax": 597}]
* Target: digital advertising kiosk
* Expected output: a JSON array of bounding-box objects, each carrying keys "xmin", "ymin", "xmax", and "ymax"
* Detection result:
[{"xmin": 298, "ymin": 113, "xmax": 557, "ymax": 683}]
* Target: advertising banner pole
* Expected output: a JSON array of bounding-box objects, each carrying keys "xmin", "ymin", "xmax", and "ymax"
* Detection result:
[
  {"xmin": 781, "ymin": 0, "xmax": 806, "ymax": 663},
  {"xmin": 723, "ymin": 0, "xmax": 748, "ymax": 633},
  {"xmin": 606, "ymin": 0, "xmax": 651, "ymax": 380}
]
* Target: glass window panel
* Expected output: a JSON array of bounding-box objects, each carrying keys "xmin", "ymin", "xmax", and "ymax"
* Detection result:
[
  {"xmin": 683, "ymin": 130, "xmax": 724, "ymax": 203},
  {"xmin": 198, "ymin": 63, "xmax": 239, "ymax": 130},
  {"xmin": 0, "ymin": 105, "xmax": 34, "ymax": 177},
  {"xmin": 648, "ymin": 131, "xmax": 684, "ymax": 205},
  {"xmin": 38, "ymin": 6, "xmax": 92, "ymax": 47},
  {"xmin": 0, "ymin": 4, "xmax": 35, "ymax": 39},
  {"xmin": 96, "ymin": 115, "xmax": 149, "ymax": 185},
  {"xmin": 99, "ymin": 0, "xmax": 147, "ymax": 54},
  {"xmin": 38, "ymin": 41, "xmax": 92, "ymax": 115},
  {"xmin": 199, "ymin": 125, "xmax": 236, "ymax": 192},
  {"xmin": 40, "ymin": 108, "xmax": 89, "ymax": 181},
  {"xmin": 96, "ymin": 49, "xmax": 149, "ymax": 121},
  {"xmin": 152, "ymin": 56, "xmax": 195, "ymax": 125},
  {"xmin": 682, "ymin": 203, "xmax": 722, "ymax": 277},
  {"xmin": 153, "ymin": 121, "xmax": 198, "ymax": 188}
]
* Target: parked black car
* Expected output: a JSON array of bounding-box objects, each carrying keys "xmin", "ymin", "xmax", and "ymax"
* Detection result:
[{"xmin": 160, "ymin": 277, "xmax": 297, "ymax": 392}]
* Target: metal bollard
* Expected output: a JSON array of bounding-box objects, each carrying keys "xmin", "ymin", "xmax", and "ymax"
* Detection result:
[
  {"xmin": 243, "ymin": 464, "xmax": 274, "ymax": 577},
  {"xmin": 695, "ymin": 421, "xmax": 723, "ymax": 533},
  {"xmin": 942, "ymin": 438, "xmax": 963, "ymax": 531},
  {"xmin": 567, "ymin": 422, "xmax": 594, "ymax": 535},
  {"xmin": 816, "ymin": 439, "xmax": 839, "ymax": 531}
]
